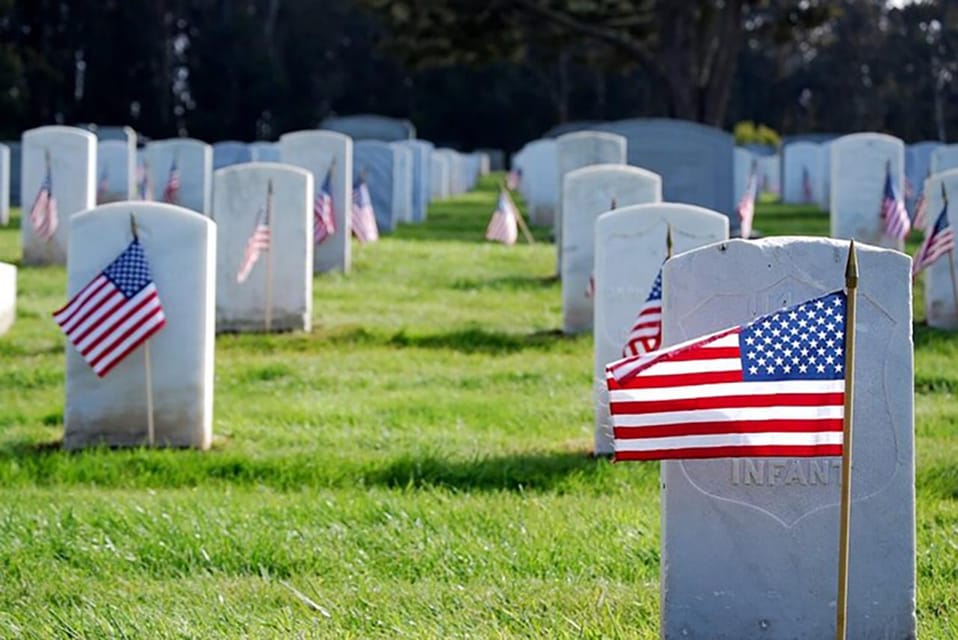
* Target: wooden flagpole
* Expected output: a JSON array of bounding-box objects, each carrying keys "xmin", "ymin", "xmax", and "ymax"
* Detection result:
[
  {"xmin": 940, "ymin": 183, "xmax": 958, "ymax": 319},
  {"xmin": 666, "ymin": 223, "xmax": 673, "ymax": 260},
  {"xmin": 130, "ymin": 213, "xmax": 156, "ymax": 446},
  {"xmin": 504, "ymin": 182, "xmax": 535, "ymax": 245},
  {"xmin": 265, "ymin": 179, "xmax": 274, "ymax": 332},
  {"xmin": 835, "ymin": 239, "xmax": 858, "ymax": 640}
]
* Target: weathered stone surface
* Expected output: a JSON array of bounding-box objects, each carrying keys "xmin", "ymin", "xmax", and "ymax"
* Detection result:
[
  {"xmin": 145, "ymin": 138, "xmax": 213, "ymax": 215},
  {"xmin": 0, "ymin": 261, "xmax": 14, "ymax": 335},
  {"xmin": 659, "ymin": 237, "xmax": 915, "ymax": 640},
  {"xmin": 63, "ymin": 202, "xmax": 215, "ymax": 450}
]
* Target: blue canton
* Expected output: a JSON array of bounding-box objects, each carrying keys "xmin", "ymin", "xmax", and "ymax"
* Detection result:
[
  {"xmin": 103, "ymin": 240, "xmax": 154, "ymax": 298},
  {"xmin": 740, "ymin": 291, "xmax": 846, "ymax": 382},
  {"xmin": 646, "ymin": 269, "xmax": 662, "ymax": 302}
]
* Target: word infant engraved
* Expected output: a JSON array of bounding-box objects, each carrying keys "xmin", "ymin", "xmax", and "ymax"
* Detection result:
[{"xmin": 730, "ymin": 458, "xmax": 843, "ymax": 487}]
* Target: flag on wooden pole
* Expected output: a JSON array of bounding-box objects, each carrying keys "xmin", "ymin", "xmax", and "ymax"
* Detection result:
[
  {"xmin": 314, "ymin": 166, "xmax": 336, "ymax": 245},
  {"xmin": 912, "ymin": 198, "xmax": 955, "ymax": 277},
  {"xmin": 622, "ymin": 269, "xmax": 663, "ymax": 358},
  {"xmin": 351, "ymin": 177, "xmax": 379, "ymax": 243},
  {"xmin": 136, "ymin": 161, "xmax": 154, "ymax": 201},
  {"xmin": 485, "ymin": 189, "xmax": 519, "ymax": 245},
  {"xmin": 237, "ymin": 203, "xmax": 271, "ymax": 284},
  {"xmin": 29, "ymin": 157, "xmax": 58, "ymax": 241},
  {"xmin": 52, "ymin": 239, "xmax": 167, "ymax": 377},
  {"xmin": 162, "ymin": 157, "xmax": 181, "ymax": 204},
  {"xmin": 880, "ymin": 164, "xmax": 910, "ymax": 240},
  {"xmin": 802, "ymin": 166, "xmax": 814, "ymax": 203}
]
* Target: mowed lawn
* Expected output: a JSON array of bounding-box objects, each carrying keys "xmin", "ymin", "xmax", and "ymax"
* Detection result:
[{"xmin": 0, "ymin": 177, "xmax": 956, "ymax": 638}]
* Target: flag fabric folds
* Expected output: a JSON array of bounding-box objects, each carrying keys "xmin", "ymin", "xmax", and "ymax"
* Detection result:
[
  {"xmin": 52, "ymin": 240, "xmax": 166, "ymax": 378},
  {"xmin": 314, "ymin": 169, "xmax": 336, "ymax": 245},
  {"xmin": 30, "ymin": 162, "xmax": 59, "ymax": 241},
  {"xmin": 351, "ymin": 178, "xmax": 379, "ymax": 243},
  {"xmin": 622, "ymin": 269, "xmax": 663, "ymax": 358},
  {"xmin": 237, "ymin": 206, "xmax": 271, "ymax": 283},
  {"xmin": 606, "ymin": 291, "xmax": 847, "ymax": 461},
  {"xmin": 912, "ymin": 192, "xmax": 928, "ymax": 233},
  {"xmin": 485, "ymin": 189, "xmax": 519, "ymax": 245},
  {"xmin": 506, "ymin": 168, "xmax": 522, "ymax": 191},
  {"xmin": 912, "ymin": 202, "xmax": 955, "ymax": 277},
  {"xmin": 737, "ymin": 167, "xmax": 758, "ymax": 239},
  {"xmin": 162, "ymin": 158, "xmax": 181, "ymax": 204},
  {"xmin": 880, "ymin": 170, "xmax": 910, "ymax": 240}
]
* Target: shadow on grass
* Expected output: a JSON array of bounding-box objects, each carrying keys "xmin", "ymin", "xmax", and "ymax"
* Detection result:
[
  {"xmin": 389, "ymin": 327, "xmax": 571, "ymax": 354},
  {"xmin": 451, "ymin": 274, "xmax": 558, "ymax": 292}
]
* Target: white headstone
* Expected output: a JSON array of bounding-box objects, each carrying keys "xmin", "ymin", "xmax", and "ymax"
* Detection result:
[
  {"xmin": 593, "ymin": 204, "xmax": 728, "ymax": 454},
  {"xmin": 212, "ymin": 141, "xmax": 252, "ymax": 170},
  {"xmin": 96, "ymin": 140, "xmax": 134, "ymax": 203},
  {"xmin": 733, "ymin": 147, "xmax": 756, "ymax": 206},
  {"xmin": 399, "ymin": 140, "xmax": 433, "ymax": 221},
  {"xmin": 513, "ymin": 139, "xmax": 558, "ymax": 226},
  {"xmin": 390, "ymin": 143, "xmax": 414, "ymax": 224},
  {"xmin": 214, "ymin": 163, "xmax": 312, "ymax": 332},
  {"xmin": 250, "ymin": 142, "xmax": 280, "ymax": 162},
  {"xmin": 919, "ymin": 169, "xmax": 958, "ymax": 329},
  {"xmin": 279, "ymin": 130, "xmax": 352, "ymax": 273},
  {"xmin": 757, "ymin": 154, "xmax": 781, "ymax": 196},
  {"xmin": 21, "ymin": 125, "xmax": 97, "ymax": 265},
  {"xmin": 905, "ymin": 141, "xmax": 940, "ymax": 210},
  {"xmin": 0, "ymin": 261, "xmax": 15, "ymax": 335},
  {"xmin": 562, "ymin": 165, "xmax": 662, "ymax": 334},
  {"xmin": 830, "ymin": 133, "xmax": 905, "ymax": 250},
  {"xmin": 63, "ymin": 203, "xmax": 215, "ymax": 449},
  {"xmin": 930, "ymin": 144, "xmax": 958, "ymax": 175},
  {"xmin": 432, "ymin": 149, "xmax": 456, "ymax": 199},
  {"xmin": 0, "ymin": 144, "xmax": 8, "ymax": 226},
  {"xmin": 783, "ymin": 142, "xmax": 826, "ymax": 205},
  {"xmin": 659, "ymin": 237, "xmax": 915, "ymax": 639},
  {"xmin": 145, "ymin": 138, "xmax": 212, "ymax": 215},
  {"xmin": 430, "ymin": 153, "xmax": 449, "ymax": 201}
]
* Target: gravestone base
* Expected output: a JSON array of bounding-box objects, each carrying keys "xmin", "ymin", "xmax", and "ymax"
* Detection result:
[{"xmin": 216, "ymin": 312, "xmax": 310, "ymax": 334}]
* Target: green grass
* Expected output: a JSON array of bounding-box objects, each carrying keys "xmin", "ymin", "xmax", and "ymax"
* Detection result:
[{"xmin": 0, "ymin": 179, "xmax": 956, "ymax": 638}]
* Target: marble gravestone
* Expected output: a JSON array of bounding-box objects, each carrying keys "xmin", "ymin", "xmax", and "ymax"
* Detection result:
[
  {"xmin": 399, "ymin": 140, "xmax": 432, "ymax": 222},
  {"xmin": 5, "ymin": 142, "xmax": 21, "ymax": 209},
  {"xmin": 918, "ymin": 169, "xmax": 958, "ymax": 329},
  {"xmin": 212, "ymin": 141, "xmax": 252, "ymax": 170},
  {"xmin": 21, "ymin": 125, "xmax": 97, "ymax": 265},
  {"xmin": 905, "ymin": 141, "xmax": 941, "ymax": 210},
  {"xmin": 214, "ymin": 163, "xmax": 312, "ymax": 333},
  {"xmin": 430, "ymin": 153, "xmax": 450, "ymax": 201},
  {"xmin": 561, "ymin": 165, "xmax": 662, "ymax": 335},
  {"xmin": 0, "ymin": 144, "xmax": 8, "ymax": 225},
  {"xmin": 757, "ymin": 153, "xmax": 781, "ymax": 195},
  {"xmin": 250, "ymin": 142, "xmax": 280, "ymax": 162},
  {"xmin": 929, "ymin": 144, "xmax": 958, "ymax": 176},
  {"xmin": 321, "ymin": 114, "xmax": 415, "ymax": 141},
  {"xmin": 658, "ymin": 237, "xmax": 915, "ymax": 639},
  {"xmin": 830, "ymin": 133, "xmax": 905, "ymax": 250},
  {"xmin": 733, "ymin": 147, "xmax": 756, "ymax": 206},
  {"xmin": 355, "ymin": 141, "xmax": 398, "ymax": 232},
  {"xmin": 279, "ymin": 130, "xmax": 352, "ymax": 273},
  {"xmin": 145, "ymin": 138, "xmax": 212, "ymax": 215},
  {"xmin": 477, "ymin": 148, "xmax": 505, "ymax": 172},
  {"xmin": 0, "ymin": 261, "xmax": 14, "ymax": 335},
  {"xmin": 390, "ymin": 143, "xmax": 414, "ymax": 224},
  {"xmin": 433, "ymin": 149, "xmax": 457, "ymax": 197},
  {"xmin": 783, "ymin": 142, "xmax": 826, "ymax": 205},
  {"xmin": 63, "ymin": 203, "xmax": 216, "ymax": 450},
  {"xmin": 593, "ymin": 204, "xmax": 728, "ymax": 455},
  {"xmin": 96, "ymin": 140, "xmax": 134, "ymax": 203},
  {"xmin": 513, "ymin": 139, "xmax": 558, "ymax": 226}
]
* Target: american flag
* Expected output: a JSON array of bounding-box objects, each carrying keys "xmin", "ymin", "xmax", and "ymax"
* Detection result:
[
  {"xmin": 606, "ymin": 291, "xmax": 846, "ymax": 461},
  {"xmin": 136, "ymin": 162, "xmax": 153, "ymax": 201},
  {"xmin": 622, "ymin": 268, "xmax": 663, "ymax": 358},
  {"xmin": 912, "ymin": 202, "xmax": 955, "ymax": 277},
  {"xmin": 29, "ymin": 162, "xmax": 58, "ymax": 241},
  {"xmin": 880, "ymin": 169, "xmax": 910, "ymax": 240},
  {"xmin": 237, "ymin": 204, "xmax": 271, "ymax": 284},
  {"xmin": 162, "ymin": 157, "xmax": 181, "ymax": 204},
  {"xmin": 801, "ymin": 165, "xmax": 814, "ymax": 203},
  {"xmin": 737, "ymin": 166, "xmax": 758, "ymax": 239},
  {"xmin": 97, "ymin": 167, "xmax": 109, "ymax": 203},
  {"xmin": 485, "ymin": 189, "xmax": 518, "ymax": 245},
  {"xmin": 506, "ymin": 167, "xmax": 522, "ymax": 191},
  {"xmin": 52, "ymin": 240, "xmax": 166, "ymax": 378},
  {"xmin": 351, "ymin": 178, "xmax": 379, "ymax": 243},
  {"xmin": 314, "ymin": 168, "xmax": 336, "ymax": 245},
  {"xmin": 912, "ymin": 192, "xmax": 928, "ymax": 233}
]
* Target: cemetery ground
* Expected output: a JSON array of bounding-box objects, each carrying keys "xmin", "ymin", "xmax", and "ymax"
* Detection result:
[{"xmin": 1, "ymin": 178, "xmax": 957, "ymax": 638}]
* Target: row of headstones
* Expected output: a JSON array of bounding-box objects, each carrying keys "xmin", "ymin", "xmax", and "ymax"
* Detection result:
[{"xmin": 9, "ymin": 126, "xmax": 492, "ymax": 268}]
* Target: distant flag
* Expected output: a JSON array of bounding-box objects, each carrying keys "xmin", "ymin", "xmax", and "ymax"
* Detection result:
[
  {"xmin": 351, "ymin": 177, "xmax": 379, "ymax": 243},
  {"xmin": 506, "ymin": 167, "xmax": 522, "ymax": 191},
  {"xmin": 622, "ymin": 268, "xmax": 662, "ymax": 358},
  {"xmin": 586, "ymin": 274, "xmax": 595, "ymax": 299},
  {"xmin": 136, "ymin": 161, "xmax": 154, "ymax": 201},
  {"xmin": 29, "ymin": 159, "xmax": 58, "ymax": 241},
  {"xmin": 880, "ymin": 166, "xmax": 910, "ymax": 240},
  {"xmin": 237, "ymin": 200, "xmax": 271, "ymax": 284},
  {"xmin": 904, "ymin": 176, "xmax": 916, "ymax": 200},
  {"xmin": 737, "ymin": 164, "xmax": 758, "ymax": 239},
  {"xmin": 52, "ymin": 239, "xmax": 166, "ymax": 378},
  {"xmin": 605, "ymin": 290, "xmax": 847, "ymax": 461},
  {"xmin": 912, "ymin": 192, "xmax": 928, "ymax": 233},
  {"xmin": 97, "ymin": 167, "xmax": 109, "ymax": 202},
  {"xmin": 314, "ymin": 167, "xmax": 336, "ymax": 245},
  {"xmin": 801, "ymin": 165, "xmax": 814, "ymax": 203},
  {"xmin": 912, "ymin": 200, "xmax": 955, "ymax": 277},
  {"xmin": 485, "ymin": 189, "xmax": 519, "ymax": 245},
  {"xmin": 162, "ymin": 157, "xmax": 181, "ymax": 204}
]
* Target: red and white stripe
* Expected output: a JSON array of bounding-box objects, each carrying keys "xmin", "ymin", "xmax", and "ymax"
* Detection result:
[
  {"xmin": 882, "ymin": 193, "xmax": 911, "ymax": 240},
  {"xmin": 52, "ymin": 276, "xmax": 166, "ymax": 377},
  {"xmin": 622, "ymin": 299, "xmax": 662, "ymax": 358},
  {"xmin": 606, "ymin": 329, "xmax": 844, "ymax": 461},
  {"xmin": 236, "ymin": 224, "xmax": 270, "ymax": 283},
  {"xmin": 30, "ymin": 189, "xmax": 58, "ymax": 241},
  {"xmin": 485, "ymin": 191, "xmax": 518, "ymax": 245},
  {"xmin": 912, "ymin": 193, "xmax": 928, "ymax": 233},
  {"xmin": 314, "ymin": 192, "xmax": 335, "ymax": 244}
]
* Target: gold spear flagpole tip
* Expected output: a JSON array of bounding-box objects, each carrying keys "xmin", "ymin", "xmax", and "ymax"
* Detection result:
[{"xmin": 845, "ymin": 239, "xmax": 858, "ymax": 287}]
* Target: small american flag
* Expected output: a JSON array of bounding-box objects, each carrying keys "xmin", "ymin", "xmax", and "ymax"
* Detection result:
[
  {"xmin": 801, "ymin": 165, "xmax": 814, "ymax": 203},
  {"xmin": 30, "ymin": 162, "xmax": 59, "ymax": 241},
  {"xmin": 606, "ymin": 291, "xmax": 847, "ymax": 461},
  {"xmin": 622, "ymin": 268, "xmax": 662, "ymax": 358},
  {"xmin": 912, "ymin": 192, "xmax": 928, "ymax": 233},
  {"xmin": 52, "ymin": 239, "xmax": 166, "ymax": 378},
  {"xmin": 912, "ymin": 202, "xmax": 955, "ymax": 277},
  {"xmin": 737, "ymin": 166, "xmax": 758, "ymax": 239},
  {"xmin": 485, "ymin": 189, "xmax": 518, "ymax": 245},
  {"xmin": 162, "ymin": 157, "xmax": 181, "ymax": 204},
  {"xmin": 314, "ymin": 168, "xmax": 336, "ymax": 245},
  {"xmin": 237, "ymin": 203, "xmax": 271, "ymax": 284},
  {"xmin": 97, "ymin": 167, "xmax": 109, "ymax": 203},
  {"xmin": 351, "ymin": 178, "xmax": 379, "ymax": 243},
  {"xmin": 136, "ymin": 162, "xmax": 154, "ymax": 201},
  {"xmin": 506, "ymin": 168, "xmax": 522, "ymax": 191},
  {"xmin": 880, "ymin": 169, "xmax": 910, "ymax": 240}
]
